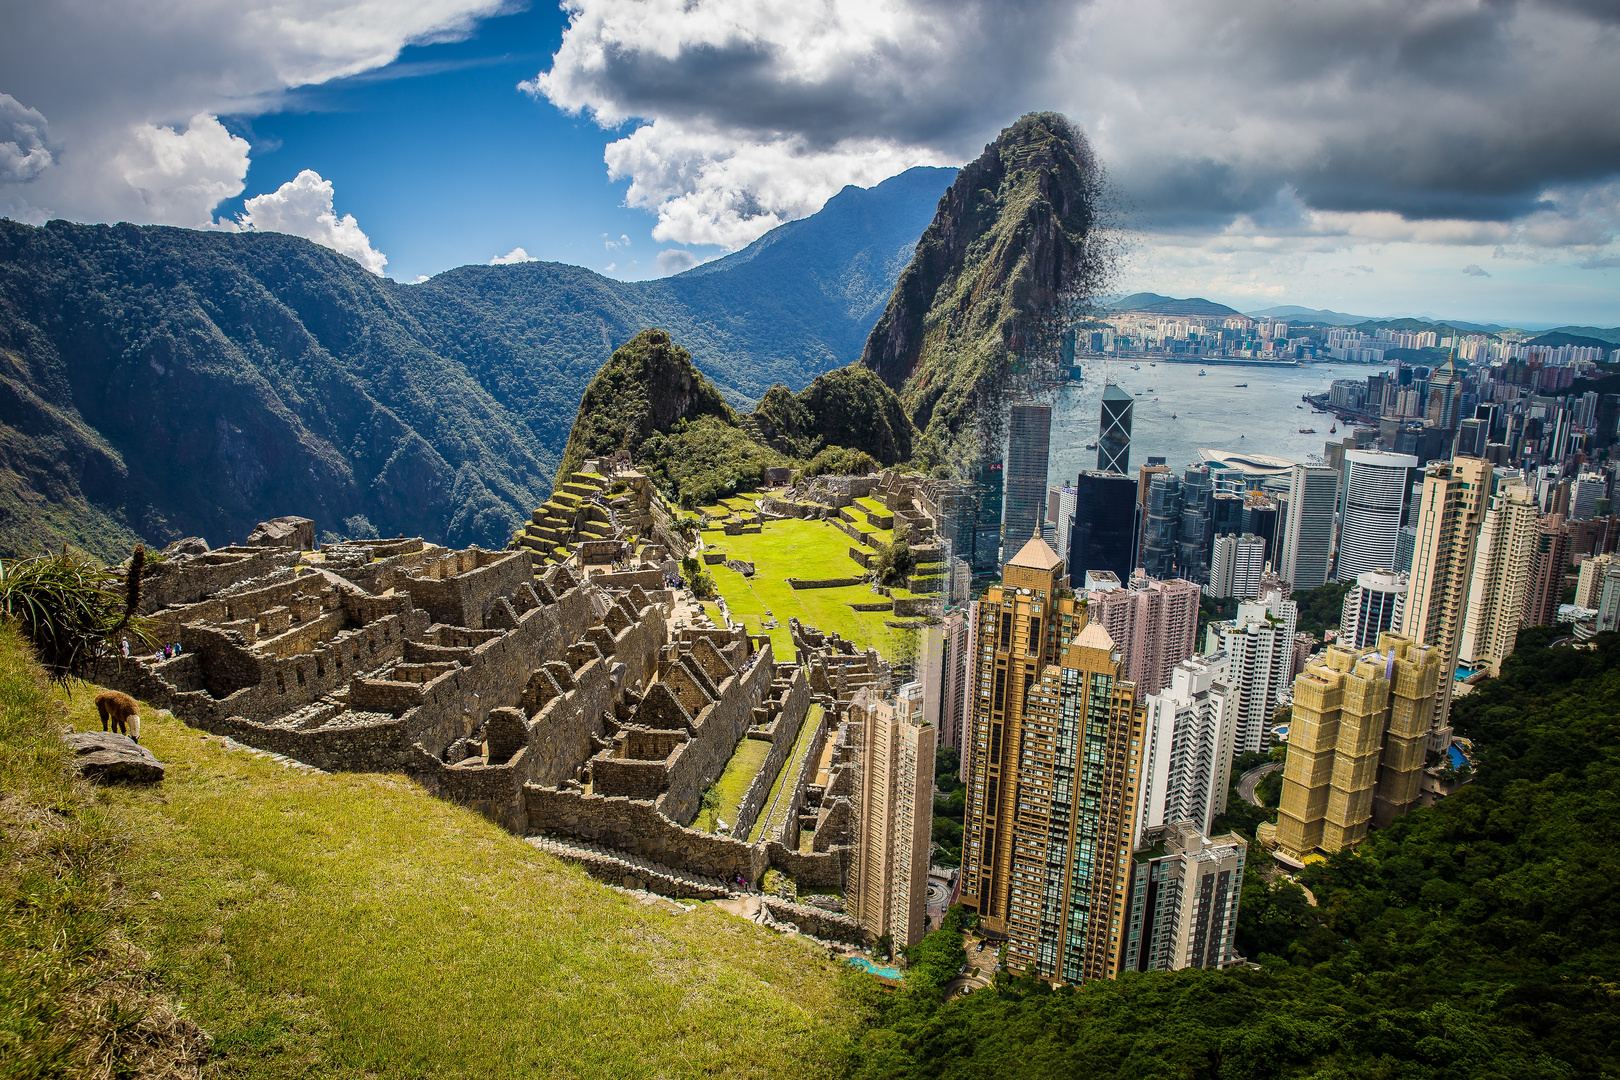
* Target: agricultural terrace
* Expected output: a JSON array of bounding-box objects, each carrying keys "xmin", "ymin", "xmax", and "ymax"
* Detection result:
[{"xmin": 700, "ymin": 517, "xmax": 912, "ymax": 660}]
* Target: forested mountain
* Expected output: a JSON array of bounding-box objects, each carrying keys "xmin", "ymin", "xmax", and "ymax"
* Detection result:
[{"xmin": 0, "ymin": 166, "xmax": 953, "ymax": 560}]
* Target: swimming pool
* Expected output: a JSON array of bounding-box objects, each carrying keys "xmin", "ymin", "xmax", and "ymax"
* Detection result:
[{"xmin": 846, "ymin": 956, "xmax": 902, "ymax": 980}]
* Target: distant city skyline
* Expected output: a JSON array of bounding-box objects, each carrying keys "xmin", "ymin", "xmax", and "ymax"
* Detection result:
[{"xmin": 0, "ymin": 1, "xmax": 1615, "ymax": 325}]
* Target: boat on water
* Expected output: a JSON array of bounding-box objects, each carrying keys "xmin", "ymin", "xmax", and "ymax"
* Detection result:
[
  {"xmin": 1131, "ymin": 364, "xmax": 1141, "ymax": 370},
  {"xmin": 1233, "ymin": 383, "xmax": 1248, "ymax": 387},
  {"xmin": 1330, "ymin": 424, "xmax": 1337, "ymax": 433},
  {"xmin": 1198, "ymin": 369, "xmax": 1207, "ymax": 376},
  {"xmin": 1171, "ymin": 413, "xmax": 1177, "ymax": 419},
  {"xmin": 1297, "ymin": 404, "xmax": 1304, "ymax": 409},
  {"xmin": 1299, "ymin": 428, "xmax": 1317, "ymax": 434},
  {"xmin": 1085, "ymin": 441, "xmax": 1099, "ymax": 450}
]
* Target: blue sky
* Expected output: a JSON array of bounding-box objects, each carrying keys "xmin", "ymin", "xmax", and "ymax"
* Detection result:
[{"xmin": 1, "ymin": 0, "xmax": 1617, "ymax": 326}]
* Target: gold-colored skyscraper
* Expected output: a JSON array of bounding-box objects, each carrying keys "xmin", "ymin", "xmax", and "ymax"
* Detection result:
[
  {"xmin": 1275, "ymin": 633, "xmax": 1442, "ymax": 859},
  {"xmin": 960, "ymin": 535, "xmax": 1144, "ymax": 983},
  {"xmin": 1401, "ymin": 456, "xmax": 1491, "ymax": 746}
]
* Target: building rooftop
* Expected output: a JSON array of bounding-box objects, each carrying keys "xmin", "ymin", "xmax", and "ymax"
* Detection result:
[
  {"xmin": 1075, "ymin": 622, "xmax": 1115, "ymax": 652},
  {"xmin": 1008, "ymin": 534, "xmax": 1063, "ymax": 572}
]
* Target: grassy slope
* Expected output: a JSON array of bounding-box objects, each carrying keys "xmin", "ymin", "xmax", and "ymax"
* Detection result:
[
  {"xmin": 703, "ymin": 518, "xmax": 904, "ymax": 658},
  {"xmin": 2, "ymin": 624, "xmax": 847, "ymax": 1079},
  {"xmin": 693, "ymin": 737, "xmax": 771, "ymax": 834}
]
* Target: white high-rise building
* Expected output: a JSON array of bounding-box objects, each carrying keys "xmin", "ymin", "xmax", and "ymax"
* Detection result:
[
  {"xmin": 1136, "ymin": 655, "xmax": 1237, "ymax": 842},
  {"xmin": 1340, "ymin": 570, "xmax": 1408, "ymax": 650},
  {"xmin": 850, "ymin": 687, "xmax": 936, "ymax": 948},
  {"xmin": 1280, "ymin": 464, "xmax": 1338, "ymax": 589},
  {"xmin": 1571, "ymin": 472, "xmax": 1606, "ymax": 520},
  {"xmin": 921, "ymin": 611, "xmax": 972, "ymax": 752},
  {"xmin": 1208, "ymin": 533, "xmax": 1266, "ymax": 599},
  {"xmin": 1120, "ymin": 822, "xmax": 1246, "ymax": 974},
  {"xmin": 1205, "ymin": 582, "xmax": 1298, "ymax": 753},
  {"xmin": 1458, "ymin": 480, "xmax": 1540, "ymax": 674},
  {"xmin": 1335, "ymin": 451, "xmax": 1421, "ymax": 582}
]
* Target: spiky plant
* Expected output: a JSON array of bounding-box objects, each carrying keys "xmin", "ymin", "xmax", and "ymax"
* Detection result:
[{"xmin": 0, "ymin": 547, "xmax": 154, "ymax": 680}]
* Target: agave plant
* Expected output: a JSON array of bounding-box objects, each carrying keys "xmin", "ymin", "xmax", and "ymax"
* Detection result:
[{"xmin": 0, "ymin": 546, "xmax": 153, "ymax": 680}]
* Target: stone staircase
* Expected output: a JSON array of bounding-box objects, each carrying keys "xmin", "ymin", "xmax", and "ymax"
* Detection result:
[
  {"xmin": 525, "ymin": 833, "xmax": 741, "ymax": 900},
  {"xmin": 516, "ymin": 472, "xmax": 613, "ymax": 566}
]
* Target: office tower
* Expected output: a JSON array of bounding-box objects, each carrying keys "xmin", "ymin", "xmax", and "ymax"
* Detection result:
[
  {"xmin": 850, "ymin": 687, "xmax": 936, "ymax": 948},
  {"xmin": 1209, "ymin": 491, "xmax": 1245, "ymax": 567},
  {"xmin": 1594, "ymin": 562, "xmax": 1620, "ymax": 632},
  {"xmin": 1136, "ymin": 656, "xmax": 1236, "ymax": 840},
  {"xmin": 1340, "ymin": 569, "xmax": 1408, "ymax": 650},
  {"xmin": 1242, "ymin": 494, "xmax": 1279, "ymax": 566},
  {"xmin": 1178, "ymin": 467, "xmax": 1214, "ymax": 584},
  {"xmin": 1523, "ymin": 514, "xmax": 1569, "ymax": 628},
  {"xmin": 1456, "ymin": 417, "xmax": 1488, "ymax": 458},
  {"xmin": 1140, "ymin": 471, "xmax": 1181, "ymax": 577},
  {"xmin": 1120, "ymin": 823, "xmax": 1245, "ymax": 974},
  {"xmin": 1205, "ymin": 582, "xmax": 1298, "ymax": 753},
  {"xmin": 1082, "ymin": 571, "xmax": 1202, "ymax": 696},
  {"xmin": 1050, "ymin": 484, "xmax": 1078, "ymax": 565},
  {"xmin": 1275, "ymin": 634, "xmax": 1444, "ymax": 858},
  {"xmin": 1099, "ymin": 384, "xmax": 1133, "ymax": 474},
  {"xmin": 1393, "ymin": 525, "xmax": 1417, "ymax": 574},
  {"xmin": 1279, "ymin": 464, "xmax": 1338, "ymax": 589},
  {"xmin": 963, "ymin": 536, "xmax": 1140, "ymax": 984},
  {"xmin": 972, "ymin": 459, "xmax": 1004, "ymax": 575},
  {"xmin": 1069, "ymin": 470, "xmax": 1138, "ymax": 587},
  {"xmin": 1400, "ymin": 456, "xmax": 1492, "ymax": 747},
  {"xmin": 1005, "ymin": 403, "xmax": 1054, "ymax": 550},
  {"xmin": 1208, "ymin": 533, "xmax": 1265, "ymax": 599},
  {"xmin": 1458, "ymin": 480, "xmax": 1540, "ymax": 674},
  {"xmin": 1576, "ymin": 553, "xmax": 1617, "ymax": 608},
  {"xmin": 1335, "ymin": 450, "xmax": 1421, "ymax": 582},
  {"xmin": 1572, "ymin": 473, "xmax": 1606, "ymax": 520},
  {"xmin": 1426, "ymin": 354, "xmax": 1462, "ymax": 429}
]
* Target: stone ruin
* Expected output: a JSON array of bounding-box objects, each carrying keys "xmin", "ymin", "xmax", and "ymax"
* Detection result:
[{"xmin": 90, "ymin": 515, "xmax": 874, "ymax": 944}]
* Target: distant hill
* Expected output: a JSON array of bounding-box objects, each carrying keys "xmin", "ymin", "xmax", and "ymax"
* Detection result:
[
  {"xmin": 1536, "ymin": 328, "xmax": 1620, "ymax": 348},
  {"xmin": 0, "ymin": 167, "xmax": 955, "ymax": 560},
  {"xmin": 1245, "ymin": 305, "xmax": 1372, "ymax": 326},
  {"xmin": 1110, "ymin": 293, "xmax": 1241, "ymax": 317}
]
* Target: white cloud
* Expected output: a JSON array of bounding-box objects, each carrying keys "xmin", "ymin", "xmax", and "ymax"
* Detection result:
[
  {"xmin": 0, "ymin": 0, "xmax": 508, "ymax": 225},
  {"xmin": 656, "ymin": 248, "xmax": 699, "ymax": 274},
  {"xmin": 232, "ymin": 169, "xmax": 387, "ymax": 274},
  {"xmin": 490, "ymin": 246, "xmax": 537, "ymax": 264},
  {"xmin": 1462, "ymin": 264, "xmax": 1491, "ymax": 278}
]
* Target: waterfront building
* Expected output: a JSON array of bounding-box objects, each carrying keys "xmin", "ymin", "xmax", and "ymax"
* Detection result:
[
  {"xmin": 1006, "ymin": 403, "xmax": 1053, "ymax": 552},
  {"xmin": 1083, "ymin": 571, "xmax": 1201, "ymax": 697},
  {"xmin": 1099, "ymin": 384, "xmax": 1133, "ymax": 475},
  {"xmin": 1068, "ymin": 470, "xmax": 1138, "ymax": 586},
  {"xmin": 1120, "ymin": 823, "xmax": 1245, "ymax": 974},
  {"xmin": 1458, "ymin": 480, "xmax": 1539, "ymax": 674},
  {"xmin": 1136, "ymin": 656, "xmax": 1235, "ymax": 840},
  {"xmin": 1334, "ymin": 450, "xmax": 1421, "ymax": 582},
  {"xmin": 961, "ymin": 537, "xmax": 1142, "ymax": 983},
  {"xmin": 851, "ymin": 687, "xmax": 936, "ymax": 948},
  {"xmin": 1340, "ymin": 569, "xmax": 1408, "ymax": 650},
  {"xmin": 1279, "ymin": 464, "xmax": 1338, "ymax": 589},
  {"xmin": 1274, "ymin": 635, "xmax": 1444, "ymax": 858}
]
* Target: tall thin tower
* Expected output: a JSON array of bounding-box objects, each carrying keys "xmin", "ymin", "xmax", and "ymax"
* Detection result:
[
  {"xmin": 1099, "ymin": 384, "xmax": 1133, "ymax": 474},
  {"xmin": 1005, "ymin": 402, "xmax": 1053, "ymax": 550}
]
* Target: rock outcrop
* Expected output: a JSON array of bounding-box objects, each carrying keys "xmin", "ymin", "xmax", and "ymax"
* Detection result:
[{"xmin": 65, "ymin": 730, "xmax": 165, "ymax": 784}]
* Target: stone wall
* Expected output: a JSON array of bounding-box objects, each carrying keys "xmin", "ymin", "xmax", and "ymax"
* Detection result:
[
  {"xmin": 403, "ymin": 549, "xmax": 532, "ymax": 630},
  {"xmin": 788, "ymin": 576, "xmax": 867, "ymax": 590},
  {"xmin": 137, "ymin": 547, "xmax": 301, "ymax": 612},
  {"xmin": 760, "ymin": 895, "xmax": 862, "ymax": 943},
  {"xmin": 658, "ymin": 646, "xmax": 775, "ymax": 825},
  {"xmin": 524, "ymin": 785, "xmax": 770, "ymax": 881},
  {"xmin": 731, "ymin": 669, "xmax": 811, "ymax": 840}
]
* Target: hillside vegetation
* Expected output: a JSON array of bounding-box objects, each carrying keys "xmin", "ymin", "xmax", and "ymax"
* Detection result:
[
  {"xmin": 0, "ymin": 168, "xmax": 951, "ymax": 561},
  {"xmin": 846, "ymin": 625, "xmax": 1620, "ymax": 1078},
  {"xmin": 0, "ymin": 623, "xmax": 847, "ymax": 1078}
]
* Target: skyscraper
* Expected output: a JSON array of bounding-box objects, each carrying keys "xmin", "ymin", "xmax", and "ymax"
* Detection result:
[
  {"xmin": 1068, "ymin": 470, "xmax": 1138, "ymax": 586},
  {"xmin": 1205, "ymin": 582, "xmax": 1298, "ymax": 753},
  {"xmin": 1099, "ymin": 384, "xmax": 1133, "ymax": 474},
  {"xmin": 1275, "ymin": 634, "xmax": 1443, "ymax": 857},
  {"xmin": 961, "ymin": 536, "xmax": 1144, "ymax": 983},
  {"xmin": 1139, "ymin": 470, "xmax": 1181, "ymax": 578},
  {"xmin": 1050, "ymin": 484, "xmax": 1078, "ymax": 565},
  {"xmin": 1208, "ymin": 533, "xmax": 1265, "ymax": 599},
  {"xmin": 1120, "ymin": 823, "xmax": 1246, "ymax": 974},
  {"xmin": 1082, "ymin": 571, "xmax": 1202, "ymax": 697},
  {"xmin": 1426, "ymin": 354, "xmax": 1462, "ymax": 430},
  {"xmin": 1136, "ymin": 656, "xmax": 1236, "ymax": 840},
  {"xmin": 920, "ymin": 612, "xmax": 972, "ymax": 752},
  {"xmin": 1178, "ymin": 466, "xmax": 1214, "ymax": 584},
  {"xmin": 972, "ymin": 459, "xmax": 1004, "ymax": 575},
  {"xmin": 1005, "ymin": 403, "xmax": 1053, "ymax": 550},
  {"xmin": 850, "ymin": 687, "xmax": 936, "ymax": 948},
  {"xmin": 1335, "ymin": 450, "xmax": 1421, "ymax": 582},
  {"xmin": 1339, "ymin": 569, "xmax": 1408, "ymax": 650},
  {"xmin": 1401, "ymin": 456, "xmax": 1492, "ymax": 746},
  {"xmin": 1523, "ymin": 514, "xmax": 1570, "ymax": 628},
  {"xmin": 1458, "ymin": 480, "xmax": 1539, "ymax": 674},
  {"xmin": 1279, "ymin": 464, "xmax": 1338, "ymax": 589}
]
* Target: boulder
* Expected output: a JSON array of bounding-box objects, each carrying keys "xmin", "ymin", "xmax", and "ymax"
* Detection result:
[
  {"xmin": 161, "ymin": 536, "xmax": 210, "ymax": 558},
  {"xmin": 245, "ymin": 516, "xmax": 315, "ymax": 551},
  {"xmin": 64, "ymin": 731, "xmax": 165, "ymax": 784}
]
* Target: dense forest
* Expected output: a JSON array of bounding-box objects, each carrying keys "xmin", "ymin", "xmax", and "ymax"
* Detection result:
[{"xmin": 845, "ymin": 625, "xmax": 1620, "ymax": 1078}]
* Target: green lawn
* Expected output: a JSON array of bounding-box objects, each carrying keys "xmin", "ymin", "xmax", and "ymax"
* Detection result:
[
  {"xmin": 1, "ymin": 635, "xmax": 849, "ymax": 1080},
  {"xmin": 693, "ymin": 737, "xmax": 772, "ymax": 834},
  {"xmin": 750, "ymin": 705, "xmax": 823, "ymax": 844},
  {"xmin": 703, "ymin": 518, "xmax": 908, "ymax": 658},
  {"xmin": 854, "ymin": 496, "xmax": 888, "ymax": 516}
]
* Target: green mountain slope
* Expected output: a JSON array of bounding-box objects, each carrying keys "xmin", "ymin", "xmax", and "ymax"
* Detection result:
[
  {"xmin": 0, "ymin": 167, "xmax": 952, "ymax": 560},
  {"xmin": 860, "ymin": 113, "xmax": 1106, "ymax": 460}
]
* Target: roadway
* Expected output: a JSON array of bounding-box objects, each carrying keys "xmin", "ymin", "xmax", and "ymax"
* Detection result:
[{"xmin": 1238, "ymin": 761, "xmax": 1284, "ymax": 807}]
